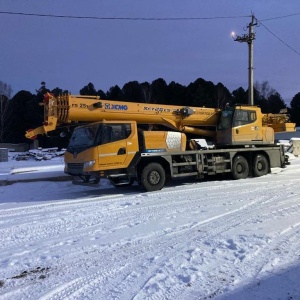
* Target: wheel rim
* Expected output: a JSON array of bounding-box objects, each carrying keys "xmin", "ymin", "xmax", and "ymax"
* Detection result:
[
  {"xmin": 236, "ymin": 164, "xmax": 243, "ymax": 174},
  {"xmin": 257, "ymin": 161, "xmax": 263, "ymax": 171},
  {"xmin": 148, "ymin": 170, "xmax": 160, "ymax": 185}
]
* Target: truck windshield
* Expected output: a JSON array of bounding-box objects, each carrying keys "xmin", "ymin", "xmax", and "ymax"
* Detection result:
[
  {"xmin": 67, "ymin": 123, "xmax": 132, "ymax": 152},
  {"xmin": 217, "ymin": 109, "xmax": 234, "ymax": 130}
]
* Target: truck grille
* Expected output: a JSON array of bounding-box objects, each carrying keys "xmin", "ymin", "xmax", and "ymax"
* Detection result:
[{"xmin": 67, "ymin": 163, "xmax": 84, "ymax": 175}]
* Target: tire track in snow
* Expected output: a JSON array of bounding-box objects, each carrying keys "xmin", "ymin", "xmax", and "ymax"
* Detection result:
[
  {"xmin": 100, "ymin": 187, "xmax": 300, "ymax": 299},
  {"xmin": 1, "ymin": 176, "xmax": 300, "ymax": 299},
  {"xmin": 0, "ymin": 180, "xmax": 279, "ymax": 252},
  {"xmin": 5, "ymin": 191, "xmax": 261, "ymax": 299},
  {"xmin": 0, "ymin": 176, "xmax": 295, "ymax": 219},
  {"xmin": 38, "ymin": 192, "xmax": 277, "ymax": 300},
  {"xmin": 178, "ymin": 193, "xmax": 300, "ymax": 299}
]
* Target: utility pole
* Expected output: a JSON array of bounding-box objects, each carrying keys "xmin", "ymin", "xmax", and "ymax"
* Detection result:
[{"xmin": 232, "ymin": 14, "xmax": 258, "ymax": 105}]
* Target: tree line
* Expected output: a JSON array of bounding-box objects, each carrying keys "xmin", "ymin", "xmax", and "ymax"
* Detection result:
[{"xmin": 1, "ymin": 78, "xmax": 300, "ymax": 148}]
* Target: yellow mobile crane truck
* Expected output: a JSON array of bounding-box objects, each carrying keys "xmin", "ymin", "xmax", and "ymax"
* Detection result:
[{"xmin": 26, "ymin": 93, "xmax": 295, "ymax": 191}]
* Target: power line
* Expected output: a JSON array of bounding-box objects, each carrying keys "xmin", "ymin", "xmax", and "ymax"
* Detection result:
[
  {"xmin": 2, "ymin": 10, "xmax": 300, "ymax": 22},
  {"xmin": 0, "ymin": 10, "xmax": 250, "ymax": 21},
  {"xmin": 2, "ymin": 10, "xmax": 299, "ymax": 56},
  {"xmin": 257, "ymin": 19, "xmax": 300, "ymax": 56},
  {"xmin": 259, "ymin": 12, "xmax": 300, "ymax": 21}
]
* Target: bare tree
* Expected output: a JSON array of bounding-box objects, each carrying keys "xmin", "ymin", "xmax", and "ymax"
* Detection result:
[
  {"xmin": 140, "ymin": 82, "xmax": 153, "ymax": 103},
  {"xmin": 254, "ymin": 80, "xmax": 276, "ymax": 99},
  {"xmin": 214, "ymin": 83, "xmax": 231, "ymax": 108},
  {"xmin": 0, "ymin": 81, "xmax": 13, "ymax": 142}
]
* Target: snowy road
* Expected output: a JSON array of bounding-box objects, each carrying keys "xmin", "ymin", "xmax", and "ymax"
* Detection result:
[{"xmin": 1, "ymin": 158, "xmax": 300, "ymax": 299}]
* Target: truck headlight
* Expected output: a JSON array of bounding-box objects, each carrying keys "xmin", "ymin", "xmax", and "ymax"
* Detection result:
[{"xmin": 84, "ymin": 160, "xmax": 96, "ymax": 169}]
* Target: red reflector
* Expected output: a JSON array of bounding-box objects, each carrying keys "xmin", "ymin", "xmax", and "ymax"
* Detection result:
[{"xmin": 27, "ymin": 129, "xmax": 37, "ymax": 140}]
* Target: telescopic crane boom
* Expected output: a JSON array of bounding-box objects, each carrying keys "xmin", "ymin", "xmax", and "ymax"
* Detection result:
[{"xmin": 25, "ymin": 93, "xmax": 295, "ymax": 141}]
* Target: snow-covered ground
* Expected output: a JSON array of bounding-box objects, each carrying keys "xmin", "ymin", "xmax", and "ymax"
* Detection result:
[{"xmin": 1, "ymin": 151, "xmax": 300, "ymax": 299}]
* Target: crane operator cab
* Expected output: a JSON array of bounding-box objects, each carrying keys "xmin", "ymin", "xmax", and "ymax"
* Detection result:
[{"xmin": 216, "ymin": 106, "xmax": 274, "ymax": 146}]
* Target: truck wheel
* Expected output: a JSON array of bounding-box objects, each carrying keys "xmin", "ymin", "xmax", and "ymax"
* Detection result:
[
  {"xmin": 253, "ymin": 154, "xmax": 269, "ymax": 177},
  {"xmin": 232, "ymin": 155, "xmax": 249, "ymax": 179},
  {"xmin": 139, "ymin": 162, "xmax": 166, "ymax": 192}
]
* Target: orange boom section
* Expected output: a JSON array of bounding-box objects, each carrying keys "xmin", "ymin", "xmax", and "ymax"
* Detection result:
[
  {"xmin": 25, "ymin": 93, "xmax": 221, "ymax": 139},
  {"xmin": 25, "ymin": 93, "xmax": 295, "ymax": 140}
]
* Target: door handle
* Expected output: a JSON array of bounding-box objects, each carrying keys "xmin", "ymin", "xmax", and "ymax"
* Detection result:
[{"xmin": 117, "ymin": 147, "xmax": 126, "ymax": 155}]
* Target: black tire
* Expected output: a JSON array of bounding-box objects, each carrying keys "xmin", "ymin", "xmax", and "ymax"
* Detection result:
[
  {"xmin": 232, "ymin": 155, "xmax": 249, "ymax": 179},
  {"xmin": 253, "ymin": 154, "xmax": 269, "ymax": 177},
  {"xmin": 139, "ymin": 162, "xmax": 166, "ymax": 192}
]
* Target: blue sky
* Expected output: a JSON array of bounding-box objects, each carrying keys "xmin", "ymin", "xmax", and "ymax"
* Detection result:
[{"xmin": 1, "ymin": 0, "xmax": 300, "ymax": 103}]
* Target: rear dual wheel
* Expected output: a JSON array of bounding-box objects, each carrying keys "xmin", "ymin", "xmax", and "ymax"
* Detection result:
[
  {"xmin": 232, "ymin": 155, "xmax": 249, "ymax": 179},
  {"xmin": 232, "ymin": 154, "xmax": 269, "ymax": 179},
  {"xmin": 252, "ymin": 154, "xmax": 269, "ymax": 177}
]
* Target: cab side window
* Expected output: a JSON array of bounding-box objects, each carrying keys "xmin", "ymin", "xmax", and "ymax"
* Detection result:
[
  {"xmin": 101, "ymin": 124, "xmax": 132, "ymax": 144},
  {"xmin": 233, "ymin": 110, "xmax": 256, "ymax": 127}
]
